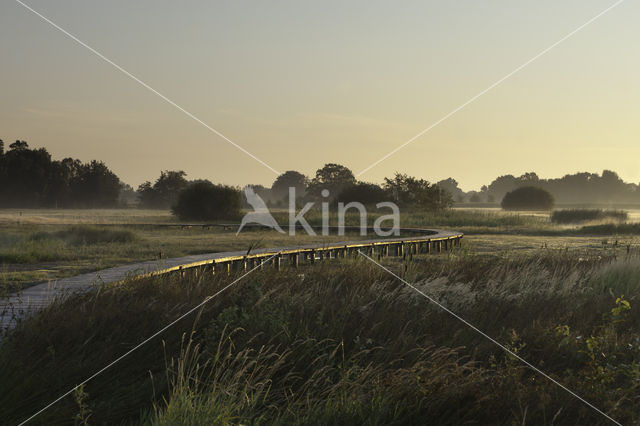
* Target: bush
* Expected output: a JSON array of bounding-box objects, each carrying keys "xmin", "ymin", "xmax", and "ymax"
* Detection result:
[
  {"xmin": 551, "ymin": 209, "xmax": 628, "ymax": 224},
  {"xmin": 172, "ymin": 181, "xmax": 241, "ymax": 221},
  {"xmin": 336, "ymin": 182, "xmax": 389, "ymax": 205},
  {"xmin": 501, "ymin": 186, "xmax": 554, "ymax": 211}
]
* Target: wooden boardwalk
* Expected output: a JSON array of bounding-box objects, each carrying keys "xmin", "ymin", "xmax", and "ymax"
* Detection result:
[{"xmin": 1, "ymin": 226, "xmax": 462, "ymax": 333}]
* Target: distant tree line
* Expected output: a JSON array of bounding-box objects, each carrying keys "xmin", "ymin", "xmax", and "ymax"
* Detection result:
[
  {"xmin": 0, "ymin": 140, "xmax": 124, "ymax": 208},
  {"xmin": 6, "ymin": 139, "xmax": 640, "ymax": 216},
  {"xmin": 437, "ymin": 170, "xmax": 640, "ymax": 205},
  {"xmin": 244, "ymin": 163, "xmax": 452, "ymax": 211},
  {"xmin": 173, "ymin": 163, "xmax": 452, "ymax": 220}
]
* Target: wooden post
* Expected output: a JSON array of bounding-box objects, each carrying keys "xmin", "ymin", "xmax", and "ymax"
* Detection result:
[
  {"xmin": 426, "ymin": 241, "xmax": 431, "ymax": 254},
  {"xmin": 274, "ymin": 254, "xmax": 281, "ymax": 271},
  {"xmin": 310, "ymin": 250, "xmax": 316, "ymax": 264}
]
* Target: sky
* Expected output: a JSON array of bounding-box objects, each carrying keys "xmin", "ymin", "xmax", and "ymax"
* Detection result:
[{"xmin": 1, "ymin": 0, "xmax": 638, "ymax": 192}]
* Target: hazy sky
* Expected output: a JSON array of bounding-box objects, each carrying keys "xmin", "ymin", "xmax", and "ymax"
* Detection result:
[{"xmin": 1, "ymin": 1, "xmax": 638, "ymax": 191}]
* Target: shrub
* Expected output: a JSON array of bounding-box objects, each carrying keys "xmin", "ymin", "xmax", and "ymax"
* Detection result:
[
  {"xmin": 172, "ymin": 181, "xmax": 241, "ymax": 221},
  {"xmin": 551, "ymin": 209, "xmax": 628, "ymax": 224},
  {"xmin": 55, "ymin": 226, "xmax": 136, "ymax": 245},
  {"xmin": 336, "ymin": 182, "xmax": 389, "ymax": 205},
  {"xmin": 501, "ymin": 186, "xmax": 554, "ymax": 211}
]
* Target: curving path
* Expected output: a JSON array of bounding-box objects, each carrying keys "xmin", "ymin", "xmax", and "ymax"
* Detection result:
[{"xmin": 0, "ymin": 225, "xmax": 462, "ymax": 333}]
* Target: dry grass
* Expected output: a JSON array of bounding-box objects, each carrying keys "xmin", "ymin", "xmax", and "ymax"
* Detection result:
[{"xmin": 1, "ymin": 247, "xmax": 639, "ymax": 424}]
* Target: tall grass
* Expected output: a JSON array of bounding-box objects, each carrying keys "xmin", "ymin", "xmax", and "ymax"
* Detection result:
[
  {"xmin": 1, "ymin": 248, "xmax": 639, "ymax": 424},
  {"xmin": 551, "ymin": 209, "xmax": 628, "ymax": 224},
  {"xmin": 271, "ymin": 209, "xmax": 550, "ymax": 234},
  {"xmin": 0, "ymin": 226, "xmax": 137, "ymax": 264},
  {"xmin": 578, "ymin": 223, "xmax": 640, "ymax": 235}
]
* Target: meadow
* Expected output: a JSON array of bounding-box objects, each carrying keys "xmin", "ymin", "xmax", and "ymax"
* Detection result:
[
  {"xmin": 1, "ymin": 208, "xmax": 640, "ymax": 424},
  {"xmin": 0, "ymin": 210, "xmax": 373, "ymax": 294},
  {"xmin": 3, "ymin": 207, "xmax": 634, "ymax": 293}
]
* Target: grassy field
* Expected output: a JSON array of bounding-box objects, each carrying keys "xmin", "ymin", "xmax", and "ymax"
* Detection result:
[
  {"xmin": 1, "ymin": 247, "xmax": 639, "ymax": 424},
  {"xmin": 0, "ymin": 210, "xmax": 375, "ymax": 293},
  {"xmin": 3, "ymin": 207, "xmax": 637, "ymax": 294},
  {"xmin": 2, "ymin": 208, "xmax": 640, "ymax": 424}
]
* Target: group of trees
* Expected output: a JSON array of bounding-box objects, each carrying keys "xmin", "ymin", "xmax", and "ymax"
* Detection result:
[
  {"xmin": 442, "ymin": 171, "xmax": 640, "ymax": 205},
  {"xmin": 492, "ymin": 171, "xmax": 640, "ymax": 205},
  {"xmin": 245, "ymin": 163, "xmax": 452, "ymax": 211},
  {"xmin": 137, "ymin": 171, "xmax": 189, "ymax": 209},
  {"xmin": 170, "ymin": 163, "xmax": 452, "ymax": 221},
  {"xmin": 11, "ymin": 139, "xmax": 640, "ymax": 218},
  {"xmin": 0, "ymin": 140, "xmax": 123, "ymax": 208}
]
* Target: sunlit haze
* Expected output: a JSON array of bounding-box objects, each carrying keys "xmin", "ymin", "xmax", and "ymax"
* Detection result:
[{"xmin": 1, "ymin": 0, "xmax": 637, "ymax": 190}]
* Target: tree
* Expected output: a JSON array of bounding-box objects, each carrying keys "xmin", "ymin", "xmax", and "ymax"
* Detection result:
[
  {"xmin": 70, "ymin": 160, "xmax": 121, "ymax": 207},
  {"xmin": 383, "ymin": 173, "xmax": 452, "ymax": 210},
  {"xmin": 486, "ymin": 174, "xmax": 519, "ymax": 202},
  {"xmin": 137, "ymin": 170, "xmax": 189, "ymax": 209},
  {"xmin": 436, "ymin": 178, "xmax": 464, "ymax": 201},
  {"xmin": 501, "ymin": 186, "xmax": 554, "ymax": 211},
  {"xmin": 172, "ymin": 181, "xmax": 241, "ymax": 221},
  {"xmin": 271, "ymin": 170, "xmax": 308, "ymax": 201},
  {"xmin": 0, "ymin": 141, "xmax": 52, "ymax": 207},
  {"xmin": 336, "ymin": 182, "xmax": 388, "ymax": 205},
  {"xmin": 307, "ymin": 163, "xmax": 356, "ymax": 200},
  {"xmin": 9, "ymin": 140, "xmax": 29, "ymax": 151},
  {"xmin": 137, "ymin": 181, "xmax": 157, "ymax": 207},
  {"xmin": 242, "ymin": 184, "xmax": 272, "ymax": 208},
  {"xmin": 0, "ymin": 139, "xmax": 125, "ymax": 208},
  {"xmin": 469, "ymin": 193, "xmax": 481, "ymax": 203},
  {"xmin": 119, "ymin": 182, "xmax": 138, "ymax": 207}
]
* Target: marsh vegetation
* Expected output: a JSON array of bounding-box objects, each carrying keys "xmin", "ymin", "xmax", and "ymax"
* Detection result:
[{"xmin": 1, "ymin": 245, "xmax": 639, "ymax": 424}]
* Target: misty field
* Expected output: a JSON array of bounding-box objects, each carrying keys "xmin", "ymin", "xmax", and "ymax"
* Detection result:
[
  {"xmin": 0, "ymin": 209, "xmax": 373, "ymax": 293},
  {"xmin": 4, "ymin": 207, "xmax": 639, "ymax": 293},
  {"xmin": 1, "ymin": 208, "xmax": 640, "ymax": 424}
]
